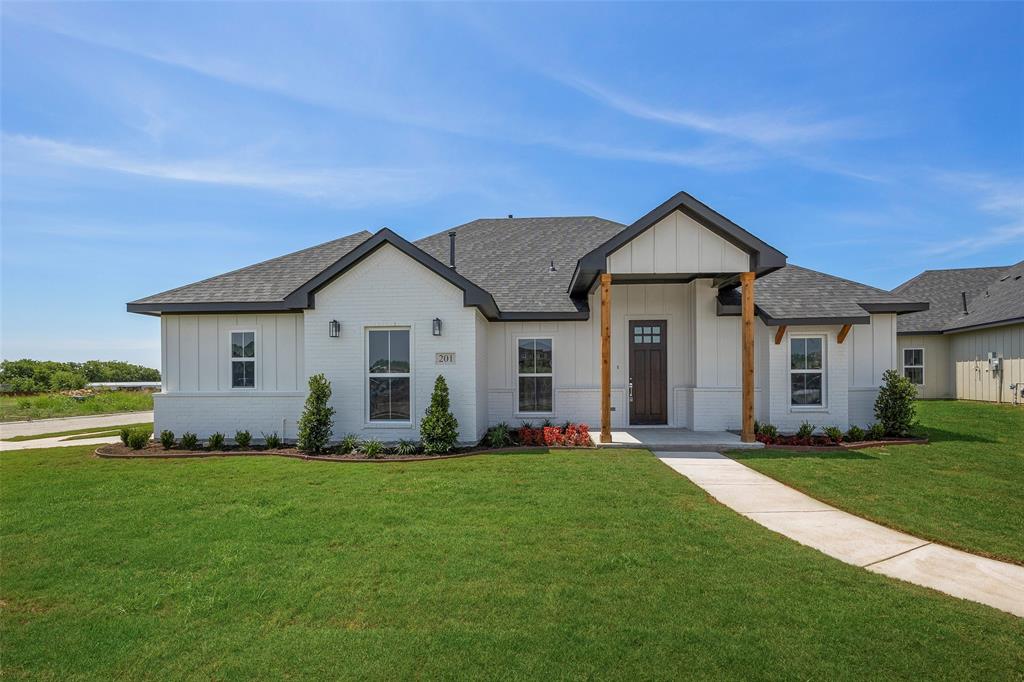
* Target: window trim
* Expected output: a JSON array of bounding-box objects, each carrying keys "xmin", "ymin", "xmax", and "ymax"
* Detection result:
[
  {"xmin": 229, "ymin": 329, "xmax": 257, "ymax": 390},
  {"xmin": 365, "ymin": 326, "xmax": 413, "ymax": 426},
  {"xmin": 903, "ymin": 347, "xmax": 925, "ymax": 386},
  {"xmin": 788, "ymin": 334, "xmax": 827, "ymax": 410},
  {"xmin": 514, "ymin": 335, "xmax": 555, "ymax": 417}
]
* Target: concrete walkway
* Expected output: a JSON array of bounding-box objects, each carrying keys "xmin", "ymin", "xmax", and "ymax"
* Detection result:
[
  {"xmin": 0, "ymin": 434, "xmax": 125, "ymax": 452},
  {"xmin": 658, "ymin": 451, "xmax": 1024, "ymax": 618},
  {"xmin": 0, "ymin": 411, "xmax": 153, "ymax": 439}
]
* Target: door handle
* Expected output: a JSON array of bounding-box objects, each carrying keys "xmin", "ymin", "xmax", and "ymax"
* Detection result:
[{"xmin": 628, "ymin": 379, "xmax": 634, "ymax": 402}]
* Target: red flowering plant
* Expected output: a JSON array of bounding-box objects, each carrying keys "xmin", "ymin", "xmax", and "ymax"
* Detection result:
[{"xmin": 542, "ymin": 426, "xmax": 564, "ymax": 446}]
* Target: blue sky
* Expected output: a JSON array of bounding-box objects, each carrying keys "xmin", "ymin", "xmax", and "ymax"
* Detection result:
[{"xmin": 2, "ymin": 2, "xmax": 1021, "ymax": 368}]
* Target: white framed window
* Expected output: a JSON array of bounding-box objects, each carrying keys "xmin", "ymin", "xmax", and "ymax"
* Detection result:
[
  {"xmin": 367, "ymin": 328, "xmax": 411, "ymax": 423},
  {"xmin": 230, "ymin": 330, "xmax": 256, "ymax": 389},
  {"xmin": 790, "ymin": 335, "xmax": 825, "ymax": 407},
  {"xmin": 903, "ymin": 348, "xmax": 924, "ymax": 385},
  {"xmin": 516, "ymin": 337, "xmax": 553, "ymax": 414}
]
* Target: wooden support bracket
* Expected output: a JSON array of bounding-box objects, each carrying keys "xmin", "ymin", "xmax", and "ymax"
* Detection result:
[
  {"xmin": 837, "ymin": 324, "xmax": 852, "ymax": 344},
  {"xmin": 774, "ymin": 325, "xmax": 787, "ymax": 345}
]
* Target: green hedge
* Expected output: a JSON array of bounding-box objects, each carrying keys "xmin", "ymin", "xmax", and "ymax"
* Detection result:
[{"xmin": 0, "ymin": 359, "xmax": 160, "ymax": 394}]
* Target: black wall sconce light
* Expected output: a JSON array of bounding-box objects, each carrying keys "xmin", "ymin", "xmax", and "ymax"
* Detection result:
[
  {"xmin": 329, "ymin": 320, "xmax": 341, "ymax": 338},
  {"xmin": 432, "ymin": 318, "xmax": 443, "ymax": 336}
]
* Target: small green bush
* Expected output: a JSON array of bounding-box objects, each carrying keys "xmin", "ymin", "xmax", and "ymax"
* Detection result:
[
  {"xmin": 159, "ymin": 430, "xmax": 175, "ymax": 449},
  {"xmin": 126, "ymin": 428, "xmax": 149, "ymax": 450},
  {"xmin": 796, "ymin": 422, "xmax": 815, "ymax": 439},
  {"xmin": 420, "ymin": 375, "xmax": 459, "ymax": 455},
  {"xmin": 234, "ymin": 430, "xmax": 251, "ymax": 449},
  {"xmin": 823, "ymin": 426, "xmax": 843, "ymax": 444},
  {"xmin": 846, "ymin": 425, "xmax": 865, "ymax": 442},
  {"xmin": 337, "ymin": 434, "xmax": 359, "ymax": 455},
  {"xmin": 120, "ymin": 427, "xmax": 132, "ymax": 446},
  {"xmin": 49, "ymin": 370, "xmax": 88, "ymax": 391},
  {"xmin": 180, "ymin": 432, "xmax": 199, "ymax": 450},
  {"xmin": 866, "ymin": 423, "xmax": 886, "ymax": 441},
  {"xmin": 262, "ymin": 432, "xmax": 281, "ymax": 449},
  {"xmin": 874, "ymin": 369, "xmax": 917, "ymax": 437},
  {"xmin": 208, "ymin": 432, "xmax": 225, "ymax": 450},
  {"xmin": 486, "ymin": 422, "xmax": 514, "ymax": 448},
  {"xmin": 297, "ymin": 373, "xmax": 335, "ymax": 454},
  {"xmin": 395, "ymin": 439, "xmax": 419, "ymax": 456},
  {"xmin": 361, "ymin": 439, "xmax": 384, "ymax": 458},
  {"xmin": 757, "ymin": 422, "xmax": 778, "ymax": 439}
]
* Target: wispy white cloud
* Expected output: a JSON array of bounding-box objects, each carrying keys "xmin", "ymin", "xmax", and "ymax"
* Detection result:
[
  {"xmin": 543, "ymin": 138, "xmax": 761, "ymax": 172},
  {"xmin": 922, "ymin": 171, "xmax": 1024, "ymax": 256},
  {"xmin": 4, "ymin": 134, "xmax": 457, "ymax": 205}
]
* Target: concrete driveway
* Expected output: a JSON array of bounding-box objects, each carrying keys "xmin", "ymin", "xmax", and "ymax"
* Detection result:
[
  {"xmin": 0, "ymin": 411, "xmax": 153, "ymax": 451},
  {"xmin": 659, "ymin": 451, "xmax": 1024, "ymax": 618}
]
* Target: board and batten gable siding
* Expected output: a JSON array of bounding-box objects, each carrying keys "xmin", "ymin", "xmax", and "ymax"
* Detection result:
[
  {"xmin": 950, "ymin": 323, "xmax": 1024, "ymax": 403},
  {"xmin": 606, "ymin": 210, "xmax": 750, "ymax": 275},
  {"xmin": 304, "ymin": 243, "xmax": 483, "ymax": 443},
  {"xmin": 486, "ymin": 282, "xmax": 696, "ymax": 428},
  {"xmin": 155, "ymin": 313, "xmax": 306, "ymax": 439},
  {"xmin": 896, "ymin": 334, "xmax": 953, "ymax": 399}
]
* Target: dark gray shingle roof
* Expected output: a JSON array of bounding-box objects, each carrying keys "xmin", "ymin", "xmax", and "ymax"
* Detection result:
[
  {"xmin": 941, "ymin": 260, "xmax": 1024, "ymax": 332},
  {"xmin": 414, "ymin": 216, "xmax": 626, "ymax": 313},
  {"xmin": 130, "ymin": 231, "xmax": 372, "ymax": 305},
  {"xmin": 891, "ymin": 265, "xmax": 1009, "ymax": 333},
  {"xmin": 721, "ymin": 265, "xmax": 927, "ymax": 323}
]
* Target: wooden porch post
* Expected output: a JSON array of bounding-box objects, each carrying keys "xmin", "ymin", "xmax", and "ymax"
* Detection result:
[
  {"xmin": 600, "ymin": 273, "xmax": 612, "ymax": 443},
  {"xmin": 740, "ymin": 271, "xmax": 755, "ymax": 443}
]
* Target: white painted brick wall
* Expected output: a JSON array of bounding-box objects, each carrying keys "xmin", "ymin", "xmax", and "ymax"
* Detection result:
[
  {"xmin": 154, "ymin": 393, "xmax": 305, "ymax": 440},
  {"xmin": 849, "ymin": 388, "xmax": 880, "ymax": 427},
  {"xmin": 766, "ymin": 326, "xmax": 850, "ymax": 432}
]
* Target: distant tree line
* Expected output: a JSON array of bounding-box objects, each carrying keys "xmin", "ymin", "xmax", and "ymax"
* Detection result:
[{"xmin": 0, "ymin": 359, "xmax": 161, "ymax": 394}]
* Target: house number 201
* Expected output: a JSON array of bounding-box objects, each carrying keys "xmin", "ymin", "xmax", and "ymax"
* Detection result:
[{"xmin": 436, "ymin": 352, "xmax": 456, "ymax": 365}]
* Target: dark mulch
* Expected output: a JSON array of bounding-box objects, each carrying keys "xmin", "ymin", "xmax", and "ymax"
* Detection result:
[
  {"xmin": 95, "ymin": 442, "xmax": 553, "ymax": 462},
  {"xmin": 762, "ymin": 437, "xmax": 928, "ymax": 452}
]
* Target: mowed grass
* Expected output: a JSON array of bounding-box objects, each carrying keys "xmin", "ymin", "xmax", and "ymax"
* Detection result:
[
  {"xmin": 3, "ymin": 446, "xmax": 1022, "ymax": 679},
  {"xmin": 0, "ymin": 391, "xmax": 153, "ymax": 422},
  {"xmin": 2, "ymin": 423, "xmax": 153, "ymax": 442},
  {"xmin": 732, "ymin": 401, "xmax": 1024, "ymax": 564}
]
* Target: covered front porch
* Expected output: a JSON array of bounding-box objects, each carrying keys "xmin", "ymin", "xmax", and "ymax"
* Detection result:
[{"xmin": 591, "ymin": 427, "xmax": 764, "ymax": 451}]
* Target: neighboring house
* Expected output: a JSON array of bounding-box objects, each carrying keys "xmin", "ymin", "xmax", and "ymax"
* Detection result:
[
  {"xmin": 893, "ymin": 261, "xmax": 1024, "ymax": 404},
  {"xmin": 128, "ymin": 191, "xmax": 928, "ymax": 443}
]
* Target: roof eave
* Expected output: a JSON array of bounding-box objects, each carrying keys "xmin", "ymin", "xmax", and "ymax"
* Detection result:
[
  {"xmin": 942, "ymin": 316, "xmax": 1024, "ymax": 334},
  {"xmin": 860, "ymin": 302, "xmax": 930, "ymax": 314}
]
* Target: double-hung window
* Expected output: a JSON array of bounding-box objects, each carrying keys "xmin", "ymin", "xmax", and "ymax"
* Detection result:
[
  {"xmin": 230, "ymin": 331, "xmax": 256, "ymax": 388},
  {"xmin": 790, "ymin": 336, "xmax": 824, "ymax": 406},
  {"xmin": 367, "ymin": 329, "xmax": 411, "ymax": 422},
  {"xmin": 903, "ymin": 348, "xmax": 924, "ymax": 385},
  {"xmin": 517, "ymin": 338, "xmax": 553, "ymax": 414}
]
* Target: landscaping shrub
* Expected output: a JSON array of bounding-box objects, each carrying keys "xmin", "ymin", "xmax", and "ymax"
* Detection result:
[
  {"xmin": 874, "ymin": 368, "xmax": 917, "ymax": 437},
  {"xmin": 297, "ymin": 373, "xmax": 335, "ymax": 454},
  {"xmin": 757, "ymin": 423, "xmax": 779, "ymax": 439},
  {"xmin": 846, "ymin": 425, "xmax": 865, "ymax": 442},
  {"xmin": 486, "ymin": 422, "xmax": 514, "ymax": 448},
  {"xmin": 262, "ymin": 432, "xmax": 282, "ymax": 449},
  {"xmin": 234, "ymin": 430, "xmax": 251, "ymax": 449},
  {"xmin": 126, "ymin": 428, "xmax": 149, "ymax": 450},
  {"xmin": 796, "ymin": 422, "xmax": 815, "ymax": 440},
  {"xmin": 337, "ymin": 434, "xmax": 359, "ymax": 455},
  {"xmin": 823, "ymin": 426, "xmax": 844, "ymax": 444},
  {"xmin": 208, "ymin": 432, "xmax": 225, "ymax": 450},
  {"xmin": 420, "ymin": 375, "xmax": 459, "ymax": 455},
  {"xmin": 395, "ymin": 439, "xmax": 419, "ymax": 456},
  {"xmin": 361, "ymin": 439, "xmax": 384, "ymax": 458},
  {"xmin": 866, "ymin": 422, "xmax": 886, "ymax": 441},
  {"xmin": 120, "ymin": 427, "xmax": 132, "ymax": 446},
  {"xmin": 562, "ymin": 423, "xmax": 592, "ymax": 447},
  {"xmin": 180, "ymin": 432, "xmax": 198, "ymax": 450},
  {"xmin": 542, "ymin": 426, "xmax": 564, "ymax": 446},
  {"xmin": 159, "ymin": 430, "xmax": 175, "ymax": 449}
]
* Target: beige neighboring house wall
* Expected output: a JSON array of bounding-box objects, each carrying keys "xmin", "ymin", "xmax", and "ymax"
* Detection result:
[
  {"xmin": 897, "ymin": 334, "xmax": 953, "ymax": 399},
  {"xmin": 949, "ymin": 323, "xmax": 1024, "ymax": 404}
]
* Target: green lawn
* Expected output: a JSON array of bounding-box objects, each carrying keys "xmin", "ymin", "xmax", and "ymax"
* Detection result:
[
  {"xmin": 0, "ymin": 391, "xmax": 153, "ymax": 422},
  {"xmin": 2, "ymin": 423, "xmax": 154, "ymax": 442},
  {"xmin": 732, "ymin": 401, "xmax": 1024, "ymax": 565},
  {"xmin": 2, "ymin": 445, "xmax": 1021, "ymax": 679}
]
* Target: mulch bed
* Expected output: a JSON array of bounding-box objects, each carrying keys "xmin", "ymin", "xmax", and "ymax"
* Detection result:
[
  {"xmin": 761, "ymin": 437, "xmax": 928, "ymax": 452},
  {"xmin": 95, "ymin": 442, "xmax": 558, "ymax": 462}
]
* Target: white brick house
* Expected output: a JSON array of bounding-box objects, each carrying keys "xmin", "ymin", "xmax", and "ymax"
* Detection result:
[{"xmin": 129, "ymin": 191, "xmax": 928, "ymax": 443}]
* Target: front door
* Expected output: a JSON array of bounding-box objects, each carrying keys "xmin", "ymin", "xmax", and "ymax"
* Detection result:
[{"xmin": 629, "ymin": 320, "xmax": 668, "ymax": 425}]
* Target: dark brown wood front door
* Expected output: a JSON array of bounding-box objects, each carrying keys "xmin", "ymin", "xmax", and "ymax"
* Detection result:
[{"xmin": 629, "ymin": 320, "xmax": 667, "ymax": 425}]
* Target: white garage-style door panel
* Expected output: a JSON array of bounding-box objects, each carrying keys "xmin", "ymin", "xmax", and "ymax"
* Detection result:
[{"xmin": 607, "ymin": 210, "xmax": 751, "ymax": 275}]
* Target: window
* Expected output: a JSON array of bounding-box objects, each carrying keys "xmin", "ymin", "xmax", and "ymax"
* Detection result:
[
  {"xmin": 517, "ymin": 338, "xmax": 553, "ymax": 413},
  {"xmin": 633, "ymin": 323, "xmax": 662, "ymax": 345},
  {"xmin": 230, "ymin": 331, "xmax": 256, "ymax": 388},
  {"xmin": 367, "ymin": 329, "xmax": 411, "ymax": 422},
  {"xmin": 903, "ymin": 348, "xmax": 924, "ymax": 385},
  {"xmin": 790, "ymin": 336, "xmax": 824, "ymax": 406}
]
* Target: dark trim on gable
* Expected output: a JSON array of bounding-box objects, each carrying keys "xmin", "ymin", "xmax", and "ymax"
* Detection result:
[
  {"xmin": 860, "ymin": 302, "xmax": 929, "ymax": 314},
  {"xmin": 497, "ymin": 311, "xmax": 591, "ymax": 321},
  {"xmin": 568, "ymin": 191, "xmax": 788, "ymax": 299},
  {"xmin": 942, "ymin": 316, "xmax": 1024, "ymax": 334},
  {"xmin": 127, "ymin": 300, "xmax": 305, "ymax": 316},
  {"xmin": 897, "ymin": 330, "xmax": 945, "ymax": 336},
  {"xmin": 717, "ymin": 297, "xmax": 870, "ymax": 326}
]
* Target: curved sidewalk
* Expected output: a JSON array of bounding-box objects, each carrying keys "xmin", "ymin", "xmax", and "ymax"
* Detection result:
[{"xmin": 658, "ymin": 452, "xmax": 1024, "ymax": 618}]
